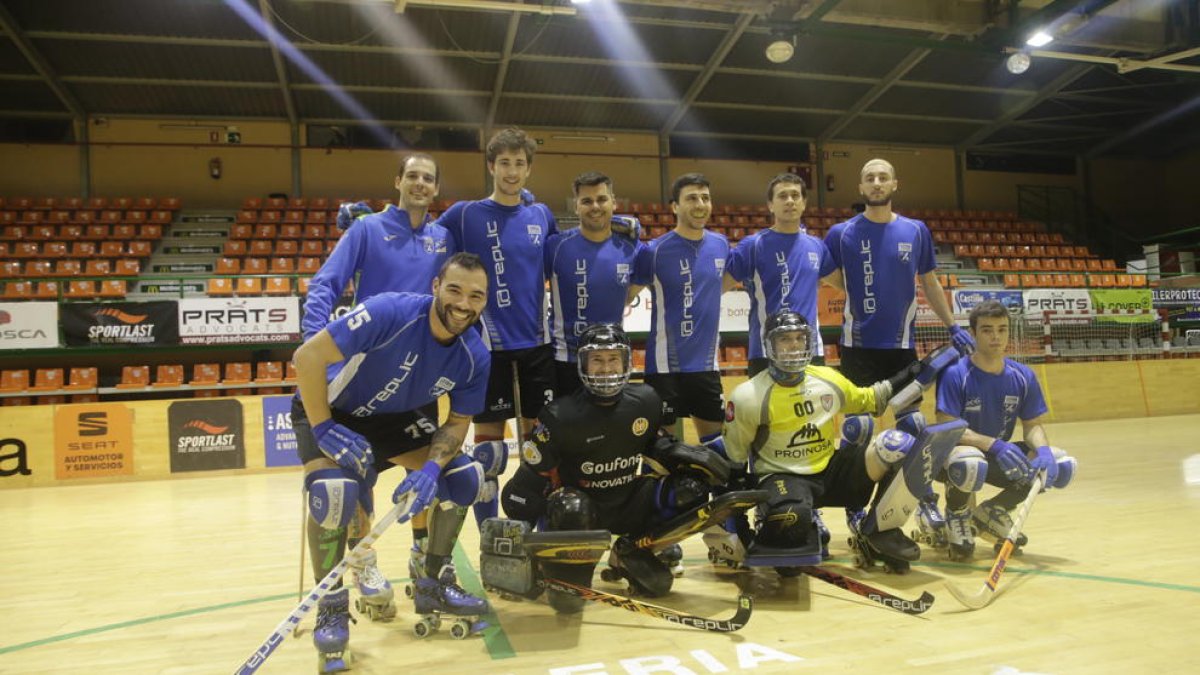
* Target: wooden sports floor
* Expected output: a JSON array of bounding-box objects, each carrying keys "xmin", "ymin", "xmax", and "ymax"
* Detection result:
[{"xmin": 2, "ymin": 413, "xmax": 1198, "ymax": 675}]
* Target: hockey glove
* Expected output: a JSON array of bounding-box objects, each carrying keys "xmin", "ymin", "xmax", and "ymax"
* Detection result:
[
  {"xmin": 610, "ymin": 215, "xmax": 642, "ymax": 243},
  {"xmin": 650, "ymin": 436, "xmax": 731, "ymax": 486},
  {"xmin": 393, "ymin": 460, "xmax": 441, "ymax": 523},
  {"xmin": 1030, "ymin": 445, "xmax": 1059, "ymax": 487},
  {"xmin": 336, "ymin": 200, "xmax": 373, "ymax": 231},
  {"xmin": 312, "ymin": 419, "xmax": 374, "ymax": 479},
  {"xmin": 948, "ymin": 324, "xmax": 976, "ymax": 356},
  {"xmin": 988, "ymin": 439, "xmax": 1031, "ymax": 483},
  {"xmin": 520, "ymin": 188, "xmax": 536, "ymax": 206}
]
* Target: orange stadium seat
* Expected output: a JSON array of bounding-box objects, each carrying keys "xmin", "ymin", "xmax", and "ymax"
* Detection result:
[
  {"xmin": 99, "ymin": 280, "xmax": 127, "ymax": 299},
  {"xmin": 269, "ymin": 257, "xmax": 295, "ymax": 274},
  {"xmin": 65, "ymin": 280, "xmax": 98, "ymax": 299},
  {"xmin": 114, "ymin": 259, "xmax": 140, "ymax": 276},
  {"xmin": 85, "ymin": 259, "xmax": 113, "ymax": 276},
  {"xmin": 128, "ymin": 241, "xmax": 153, "ymax": 257},
  {"xmin": 255, "ymin": 361, "xmax": 284, "ymax": 383},
  {"xmin": 0, "ymin": 370, "xmax": 29, "ymax": 393},
  {"xmin": 53, "ymin": 260, "xmax": 82, "ymax": 277},
  {"xmin": 34, "ymin": 281, "xmax": 60, "ymax": 300},
  {"xmin": 115, "ymin": 365, "xmax": 151, "ymax": 389},
  {"xmin": 223, "ymin": 362, "xmax": 252, "ymax": 385},
  {"xmin": 152, "ymin": 364, "xmax": 185, "ymax": 388},
  {"xmin": 215, "ymin": 257, "xmax": 240, "ymax": 275},
  {"xmin": 235, "ymin": 277, "xmax": 263, "ymax": 296},
  {"xmin": 264, "ymin": 277, "xmax": 292, "ymax": 295},
  {"xmin": 206, "ymin": 278, "xmax": 233, "ymax": 297},
  {"xmin": 191, "ymin": 363, "xmax": 221, "ymax": 386},
  {"xmin": 284, "ymin": 361, "xmax": 297, "ymax": 382},
  {"xmin": 64, "ymin": 367, "xmax": 98, "ymax": 390},
  {"xmin": 243, "ymin": 258, "xmax": 268, "ymax": 275}
]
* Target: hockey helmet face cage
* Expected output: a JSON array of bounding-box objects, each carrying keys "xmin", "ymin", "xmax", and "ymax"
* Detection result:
[
  {"xmin": 576, "ymin": 323, "xmax": 632, "ymax": 400},
  {"xmin": 764, "ymin": 310, "xmax": 813, "ymax": 378}
]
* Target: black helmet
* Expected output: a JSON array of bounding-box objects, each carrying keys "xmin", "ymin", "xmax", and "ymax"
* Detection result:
[
  {"xmin": 763, "ymin": 310, "xmax": 813, "ymax": 384},
  {"xmin": 576, "ymin": 323, "xmax": 631, "ymax": 400}
]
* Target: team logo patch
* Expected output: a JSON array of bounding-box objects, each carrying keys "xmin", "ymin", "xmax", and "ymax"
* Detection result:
[
  {"xmin": 521, "ymin": 440, "xmax": 542, "ymax": 466},
  {"xmin": 526, "ymin": 224, "xmax": 542, "ymax": 245},
  {"xmin": 631, "ymin": 417, "xmax": 649, "ymax": 436},
  {"xmin": 965, "ymin": 396, "xmax": 982, "ymax": 413},
  {"xmin": 615, "ymin": 263, "xmax": 631, "ymax": 285},
  {"xmin": 820, "ymin": 394, "xmax": 833, "ymax": 412},
  {"xmin": 898, "ymin": 241, "xmax": 912, "ymax": 262},
  {"xmin": 714, "ymin": 259, "xmax": 725, "ymax": 275},
  {"xmin": 724, "ymin": 400, "xmax": 735, "ymax": 423},
  {"xmin": 1003, "ymin": 395, "xmax": 1019, "ymax": 415},
  {"xmin": 429, "ymin": 376, "xmax": 456, "ymax": 398},
  {"xmin": 808, "ymin": 251, "xmax": 820, "ymax": 269},
  {"xmin": 533, "ymin": 423, "xmax": 551, "ymax": 444}
]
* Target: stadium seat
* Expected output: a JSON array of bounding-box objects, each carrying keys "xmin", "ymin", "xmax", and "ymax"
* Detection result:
[
  {"xmin": 64, "ymin": 367, "xmax": 99, "ymax": 390},
  {"xmin": 85, "ymin": 259, "xmax": 113, "ymax": 276},
  {"xmin": 34, "ymin": 281, "xmax": 60, "ymax": 300},
  {"xmin": 255, "ymin": 361, "xmax": 284, "ymax": 383},
  {"xmin": 152, "ymin": 364, "xmax": 185, "ymax": 388},
  {"xmin": 264, "ymin": 277, "xmax": 292, "ymax": 295},
  {"xmin": 99, "ymin": 280, "xmax": 127, "ymax": 299},
  {"xmin": 114, "ymin": 259, "xmax": 140, "ymax": 276},
  {"xmin": 215, "ymin": 257, "xmax": 240, "ymax": 274},
  {"xmin": 269, "ymin": 257, "xmax": 295, "ymax": 274},
  {"xmin": 115, "ymin": 365, "xmax": 151, "ymax": 389},
  {"xmin": 223, "ymin": 362, "xmax": 252, "ymax": 385},
  {"xmin": 206, "ymin": 278, "xmax": 233, "ymax": 296},
  {"xmin": 0, "ymin": 370, "xmax": 30, "ymax": 392},
  {"xmin": 65, "ymin": 280, "xmax": 98, "ymax": 299},
  {"xmin": 191, "ymin": 363, "xmax": 221, "ymax": 386},
  {"xmin": 284, "ymin": 361, "xmax": 297, "ymax": 382},
  {"xmin": 235, "ymin": 277, "xmax": 263, "ymax": 296}
]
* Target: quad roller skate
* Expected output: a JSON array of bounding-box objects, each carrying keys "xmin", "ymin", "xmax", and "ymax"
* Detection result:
[
  {"xmin": 813, "ymin": 509, "xmax": 831, "ymax": 560},
  {"xmin": 406, "ymin": 564, "xmax": 489, "ymax": 640},
  {"xmin": 945, "ymin": 506, "xmax": 976, "ymax": 561},
  {"xmin": 911, "ymin": 495, "xmax": 949, "ymax": 549},
  {"xmin": 703, "ymin": 528, "xmax": 748, "ymax": 571},
  {"xmin": 846, "ymin": 508, "xmax": 920, "ymax": 574},
  {"xmin": 973, "ymin": 498, "xmax": 1028, "ymax": 555},
  {"xmin": 350, "ymin": 548, "xmax": 395, "ymax": 621},
  {"xmin": 314, "ymin": 587, "xmax": 355, "ymax": 673}
]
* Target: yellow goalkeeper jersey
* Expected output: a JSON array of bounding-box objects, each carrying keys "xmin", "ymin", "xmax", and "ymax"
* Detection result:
[{"xmin": 723, "ymin": 366, "xmax": 878, "ymax": 476}]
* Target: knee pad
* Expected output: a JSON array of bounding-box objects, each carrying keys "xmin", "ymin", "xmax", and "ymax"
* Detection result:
[
  {"xmin": 470, "ymin": 440, "xmax": 509, "ymax": 479},
  {"xmin": 759, "ymin": 501, "xmax": 814, "ymax": 549},
  {"xmin": 546, "ymin": 487, "xmax": 597, "ymax": 530},
  {"xmin": 305, "ymin": 468, "xmax": 360, "ymax": 530},
  {"xmin": 438, "ymin": 453, "xmax": 485, "ymax": 507},
  {"xmin": 868, "ymin": 429, "xmax": 917, "ymax": 468},
  {"xmin": 699, "ymin": 432, "xmax": 729, "ymax": 460},
  {"xmin": 654, "ymin": 474, "xmax": 708, "ymax": 517},
  {"xmin": 946, "ymin": 446, "xmax": 988, "ymax": 493},
  {"xmin": 840, "ymin": 414, "xmax": 874, "ymax": 451},
  {"xmin": 895, "ymin": 409, "xmax": 926, "ymax": 437},
  {"xmin": 1050, "ymin": 447, "xmax": 1076, "ymax": 489}
]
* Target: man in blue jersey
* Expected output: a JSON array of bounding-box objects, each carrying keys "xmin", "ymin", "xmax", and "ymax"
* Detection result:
[
  {"xmin": 303, "ymin": 153, "xmax": 453, "ymax": 340},
  {"xmin": 546, "ymin": 171, "xmax": 644, "ymax": 396},
  {"xmin": 630, "ymin": 173, "xmax": 730, "ymax": 464},
  {"xmin": 292, "ymin": 253, "xmax": 492, "ymax": 665},
  {"xmin": 726, "ymin": 173, "xmax": 843, "ymax": 376},
  {"xmin": 438, "ymin": 127, "xmax": 558, "ymax": 528},
  {"xmin": 931, "ymin": 300, "xmax": 1077, "ymax": 559},
  {"xmin": 301, "ymin": 153, "xmax": 453, "ymax": 622}
]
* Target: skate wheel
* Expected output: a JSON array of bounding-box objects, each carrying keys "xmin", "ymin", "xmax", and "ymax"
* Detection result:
[
  {"xmin": 403, "ymin": 583, "xmax": 415, "ymax": 600},
  {"xmin": 599, "ymin": 567, "xmax": 621, "ymax": 583},
  {"xmin": 450, "ymin": 619, "xmax": 471, "ymax": 640},
  {"xmin": 775, "ymin": 566, "xmax": 802, "ymax": 578},
  {"xmin": 413, "ymin": 618, "xmax": 436, "ymax": 639},
  {"xmin": 429, "ymin": 615, "xmax": 442, "ymax": 630}
]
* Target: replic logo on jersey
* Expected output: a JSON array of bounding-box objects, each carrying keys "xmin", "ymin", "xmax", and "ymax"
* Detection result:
[
  {"xmin": 78, "ymin": 412, "xmax": 108, "ymax": 436},
  {"xmin": 429, "ymin": 376, "xmax": 457, "ymax": 398},
  {"xmin": 631, "ymin": 417, "xmax": 649, "ymax": 436},
  {"xmin": 898, "ymin": 242, "xmax": 912, "ymax": 262},
  {"xmin": 526, "ymin": 224, "xmax": 542, "ymax": 245}
]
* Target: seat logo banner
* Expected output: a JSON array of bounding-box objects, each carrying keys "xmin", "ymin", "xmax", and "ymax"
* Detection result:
[
  {"xmin": 53, "ymin": 403, "xmax": 135, "ymax": 479},
  {"xmin": 168, "ymin": 399, "xmax": 245, "ymax": 472},
  {"xmin": 0, "ymin": 302, "xmax": 60, "ymax": 349},
  {"xmin": 61, "ymin": 301, "xmax": 179, "ymax": 346},
  {"xmin": 178, "ymin": 297, "xmax": 301, "ymax": 345}
]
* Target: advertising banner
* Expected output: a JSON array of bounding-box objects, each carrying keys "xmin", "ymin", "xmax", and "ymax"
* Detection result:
[
  {"xmin": 168, "ymin": 399, "xmax": 245, "ymax": 472},
  {"xmin": 952, "ymin": 289, "xmax": 1024, "ymax": 314},
  {"xmin": 1022, "ymin": 288, "xmax": 1093, "ymax": 318},
  {"xmin": 262, "ymin": 395, "xmax": 301, "ymax": 467},
  {"xmin": 178, "ymin": 297, "xmax": 301, "ymax": 345},
  {"xmin": 0, "ymin": 301, "xmax": 60, "ymax": 349},
  {"xmin": 53, "ymin": 403, "xmax": 135, "ymax": 479},
  {"xmin": 1152, "ymin": 288, "xmax": 1200, "ymax": 323},
  {"xmin": 817, "ymin": 286, "xmax": 846, "ymax": 328},
  {"xmin": 61, "ymin": 301, "xmax": 179, "ymax": 347},
  {"xmin": 1088, "ymin": 289, "xmax": 1154, "ymax": 323},
  {"xmin": 622, "ymin": 288, "xmax": 752, "ymax": 334}
]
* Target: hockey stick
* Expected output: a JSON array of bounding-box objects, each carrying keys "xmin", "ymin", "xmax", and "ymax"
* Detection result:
[
  {"xmin": 511, "ymin": 361, "xmax": 526, "ymax": 450},
  {"xmin": 543, "ymin": 578, "xmax": 753, "ymax": 633},
  {"xmin": 233, "ymin": 490, "xmax": 417, "ymax": 675},
  {"xmin": 293, "ymin": 492, "xmax": 309, "ymax": 639},
  {"xmin": 798, "ymin": 566, "xmax": 934, "ymax": 616},
  {"xmin": 945, "ymin": 472, "xmax": 1045, "ymax": 610}
]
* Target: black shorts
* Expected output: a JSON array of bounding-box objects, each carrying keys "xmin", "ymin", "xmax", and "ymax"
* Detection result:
[
  {"xmin": 756, "ymin": 446, "xmax": 875, "ymax": 511},
  {"xmin": 747, "ymin": 354, "xmax": 825, "ymax": 378},
  {"xmin": 643, "ymin": 371, "xmax": 724, "ymax": 423},
  {"xmin": 475, "ymin": 344, "xmax": 556, "ymax": 423},
  {"xmin": 838, "ymin": 346, "xmax": 917, "ymax": 387},
  {"xmin": 292, "ymin": 397, "xmax": 438, "ymax": 472},
  {"xmin": 553, "ymin": 360, "xmax": 583, "ymax": 398}
]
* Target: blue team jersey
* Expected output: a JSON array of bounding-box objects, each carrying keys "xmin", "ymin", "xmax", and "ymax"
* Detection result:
[
  {"xmin": 324, "ymin": 293, "xmax": 491, "ymax": 418},
  {"xmin": 632, "ymin": 230, "xmax": 730, "ymax": 374},
  {"xmin": 726, "ymin": 228, "xmax": 836, "ymax": 360},
  {"xmin": 545, "ymin": 229, "xmax": 644, "ymax": 363},
  {"xmin": 439, "ymin": 199, "xmax": 558, "ymax": 351},
  {"xmin": 302, "ymin": 206, "xmax": 454, "ymax": 340},
  {"xmin": 935, "ymin": 357, "xmax": 1048, "ymax": 442},
  {"xmin": 825, "ymin": 214, "xmax": 937, "ymax": 349}
]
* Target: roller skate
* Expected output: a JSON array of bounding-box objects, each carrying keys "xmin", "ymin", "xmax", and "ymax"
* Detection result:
[
  {"xmin": 911, "ymin": 495, "xmax": 949, "ymax": 550},
  {"xmin": 313, "ymin": 587, "xmax": 354, "ymax": 673},
  {"xmin": 813, "ymin": 509, "xmax": 831, "ymax": 560},
  {"xmin": 846, "ymin": 508, "xmax": 920, "ymax": 574},
  {"xmin": 658, "ymin": 543, "xmax": 685, "ymax": 578},
  {"xmin": 945, "ymin": 506, "xmax": 975, "ymax": 561},
  {"xmin": 350, "ymin": 548, "xmax": 395, "ymax": 621},
  {"xmin": 972, "ymin": 498, "xmax": 1028, "ymax": 554},
  {"xmin": 703, "ymin": 527, "xmax": 748, "ymax": 571},
  {"xmin": 407, "ymin": 563, "xmax": 489, "ymax": 640}
]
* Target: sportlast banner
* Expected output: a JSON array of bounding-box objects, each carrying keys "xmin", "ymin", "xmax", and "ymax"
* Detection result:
[
  {"xmin": 168, "ymin": 399, "xmax": 245, "ymax": 473},
  {"xmin": 61, "ymin": 301, "xmax": 179, "ymax": 347}
]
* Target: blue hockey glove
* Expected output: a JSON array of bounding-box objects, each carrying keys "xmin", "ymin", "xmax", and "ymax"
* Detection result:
[
  {"xmin": 520, "ymin": 188, "xmax": 536, "ymax": 206},
  {"xmin": 336, "ymin": 201, "xmax": 373, "ymax": 230},
  {"xmin": 948, "ymin": 324, "xmax": 976, "ymax": 356},
  {"xmin": 393, "ymin": 460, "xmax": 441, "ymax": 523},
  {"xmin": 610, "ymin": 214, "xmax": 642, "ymax": 242},
  {"xmin": 312, "ymin": 419, "xmax": 374, "ymax": 478},
  {"xmin": 1030, "ymin": 445, "xmax": 1059, "ymax": 487},
  {"xmin": 988, "ymin": 439, "xmax": 1031, "ymax": 482}
]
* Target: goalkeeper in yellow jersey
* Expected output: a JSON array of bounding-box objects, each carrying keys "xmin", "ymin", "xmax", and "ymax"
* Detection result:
[{"xmin": 720, "ymin": 310, "xmax": 965, "ymax": 573}]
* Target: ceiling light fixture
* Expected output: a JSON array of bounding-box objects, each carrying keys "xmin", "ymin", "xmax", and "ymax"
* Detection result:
[
  {"xmin": 765, "ymin": 35, "xmax": 795, "ymax": 64},
  {"xmin": 1006, "ymin": 52, "xmax": 1031, "ymax": 74},
  {"xmin": 1026, "ymin": 30, "xmax": 1053, "ymax": 48}
]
